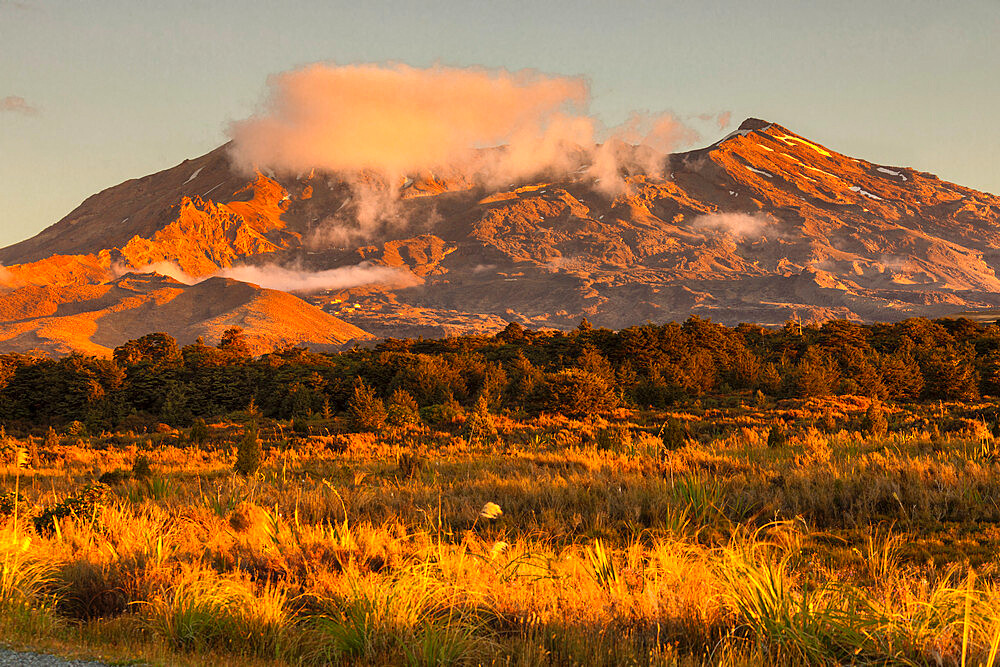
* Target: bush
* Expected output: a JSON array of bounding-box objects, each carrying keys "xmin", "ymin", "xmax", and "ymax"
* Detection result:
[
  {"xmin": 233, "ymin": 423, "xmax": 263, "ymax": 476},
  {"xmin": 386, "ymin": 389, "xmax": 420, "ymax": 428},
  {"xmin": 189, "ymin": 418, "xmax": 209, "ymax": 445},
  {"xmin": 132, "ymin": 455, "xmax": 153, "ymax": 480},
  {"xmin": 0, "ymin": 491, "xmax": 25, "ymax": 517},
  {"xmin": 397, "ymin": 450, "xmax": 425, "ymax": 479},
  {"xmin": 462, "ymin": 395, "xmax": 497, "ymax": 443},
  {"xmin": 419, "ymin": 396, "xmax": 464, "ymax": 429},
  {"xmin": 818, "ymin": 410, "xmax": 838, "ymax": 433},
  {"xmin": 660, "ymin": 417, "xmax": 689, "ymax": 450},
  {"xmin": 753, "ymin": 389, "xmax": 769, "ymax": 408},
  {"xmin": 348, "ymin": 379, "xmax": 387, "ymax": 432},
  {"xmin": 862, "ymin": 401, "xmax": 888, "ymax": 437},
  {"xmin": 97, "ymin": 469, "xmax": 131, "ymax": 486},
  {"xmin": 767, "ymin": 424, "xmax": 788, "ymax": 449},
  {"xmin": 33, "ymin": 483, "xmax": 112, "ymax": 534},
  {"xmin": 594, "ymin": 424, "xmax": 632, "ymax": 452},
  {"xmin": 532, "ymin": 368, "xmax": 617, "ymax": 417}
]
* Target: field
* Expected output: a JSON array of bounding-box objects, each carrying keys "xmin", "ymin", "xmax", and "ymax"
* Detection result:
[{"xmin": 4, "ymin": 396, "xmax": 1000, "ymax": 666}]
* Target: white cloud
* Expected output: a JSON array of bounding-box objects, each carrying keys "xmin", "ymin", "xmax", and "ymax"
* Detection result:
[{"xmin": 690, "ymin": 212, "xmax": 773, "ymax": 238}]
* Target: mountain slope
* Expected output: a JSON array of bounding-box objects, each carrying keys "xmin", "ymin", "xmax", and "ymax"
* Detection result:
[
  {"xmin": 3, "ymin": 118, "xmax": 999, "ymax": 341},
  {"xmin": 0, "ymin": 272, "xmax": 371, "ymax": 356}
]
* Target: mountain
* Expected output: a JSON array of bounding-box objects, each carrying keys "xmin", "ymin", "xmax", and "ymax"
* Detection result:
[
  {"xmin": 2, "ymin": 117, "xmax": 999, "ymax": 346},
  {"xmin": 0, "ymin": 272, "xmax": 372, "ymax": 356}
]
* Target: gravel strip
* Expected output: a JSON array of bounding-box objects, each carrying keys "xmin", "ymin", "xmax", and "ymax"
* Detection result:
[{"xmin": 0, "ymin": 649, "xmax": 113, "ymax": 666}]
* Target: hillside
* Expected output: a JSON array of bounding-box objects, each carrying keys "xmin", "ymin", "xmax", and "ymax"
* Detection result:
[{"xmin": 0, "ymin": 272, "xmax": 372, "ymax": 356}]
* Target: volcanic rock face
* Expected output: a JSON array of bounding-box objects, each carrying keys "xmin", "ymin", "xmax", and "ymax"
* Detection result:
[{"xmin": 2, "ymin": 118, "xmax": 999, "ymax": 349}]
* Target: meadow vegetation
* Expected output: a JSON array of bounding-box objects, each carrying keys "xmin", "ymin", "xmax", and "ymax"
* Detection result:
[{"xmin": 2, "ymin": 317, "xmax": 1000, "ymax": 664}]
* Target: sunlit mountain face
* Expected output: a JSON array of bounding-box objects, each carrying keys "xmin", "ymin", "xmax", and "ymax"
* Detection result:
[{"xmin": 2, "ymin": 118, "xmax": 999, "ymax": 353}]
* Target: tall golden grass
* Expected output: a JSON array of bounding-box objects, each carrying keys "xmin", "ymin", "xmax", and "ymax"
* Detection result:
[{"xmin": 2, "ymin": 400, "xmax": 1000, "ymax": 664}]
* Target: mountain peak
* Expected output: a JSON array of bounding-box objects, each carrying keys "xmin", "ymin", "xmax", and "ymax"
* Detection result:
[{"xmin": 737, "ymin": 117, "xmax": 774, "ymax": 132}]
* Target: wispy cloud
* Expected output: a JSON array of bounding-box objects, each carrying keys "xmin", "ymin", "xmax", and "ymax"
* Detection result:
[
  {"xmin": 116, "ymin": 260, "xmax": 416, "ymax": 293},
  {"xmin": 695, "ymin": 111, "xmax": 732, "ymax": 131},
  {"xmin": 216, "ymin": 262, "xmax": 419, "ymax": 292},
  {"xmin": 1, "ymin": 95, "xmax": 39, "ymax": 115},
  {"xmin": 690, "ymin": 212, "xmax": 774, "ymax": 239}
]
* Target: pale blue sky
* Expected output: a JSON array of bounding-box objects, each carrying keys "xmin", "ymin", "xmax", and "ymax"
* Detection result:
[{"xmin": 1, "ymin": 0, "xmax": 997, "ymax": 248}]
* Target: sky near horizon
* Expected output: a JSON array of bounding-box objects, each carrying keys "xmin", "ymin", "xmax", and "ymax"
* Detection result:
[{"xmin": 0, "ymin": 0, "xmax": 997, "ymax": 249}]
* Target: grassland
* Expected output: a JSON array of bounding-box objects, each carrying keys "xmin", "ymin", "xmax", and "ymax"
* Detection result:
[{"xmin": 3, "ymin": 396, "xmax": 1000, "ymax": 665}]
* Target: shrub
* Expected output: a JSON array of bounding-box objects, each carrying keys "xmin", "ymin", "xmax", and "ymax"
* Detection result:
[
  {"xmin": 754, "ymin": 389, "xmax": 769, "ymax": 408},
  {"xmin": 533, "ymin": 368, "xmax": 617, "ymax": 417},
  {"xmin": 66, "ymin": 420, "xmax": 87, "ymax": 436},
  {"xmin": 0, "ymin": 491, "xmax": 25, "ymax": 518},
  {"xmin": 818, "ymin": 410, "xmax": 838, "ymax": 433},
  {"xmin": 659, "ymin": 417, "xmax": 689, "ymax": 450},
  {"xmin": 593, "ymin": 424, "xmax": 631, "ymax": 453},
  {"xmin": 97, "ymin": 469, "xmax": 131, "ymax": 486},
  {"xmin": 132, "ymin": 455, "xmax": 153, "ymax": 480},
  {"xmin": 419, "ymin": 396, "xmax": 464, "ymax": 429},
  {"xmin": 27, "ymin": 438, "xmax": 39, "ymax": 468},
  {"xmin": 348, "ymin": 379, "xmax": 387, "ymax": 432},
  {"xmin": 234, "ymin": 423, "xmax": 263, "ymax": 477},
  {"xmin": 862, "ymin": 401, "xmax": 888, "ymax": 437},
  {"xmin": 33, "ymin": 483, "xmax": 112, "ymax": 534},
  {"xmin": 396, "ymin": 451, "xmax": 425, "ymax": 479},
  {"xmin": 462, "ymin": 395, "xmax": 497, "ymax": 444},
  {"xmin": 189, "ymin": 418, "xmax": 209, "ymax": 445},
  {"xmin": 119, "ymin": 412, "xmax": 156, "ymax": 434},
  {"xmin": 386, "ymin": 389, "xmax": 420, "ymax": 428},
  {"xmin": 767, "ymin": 424, "xmax": 788, "ymax": 449}
]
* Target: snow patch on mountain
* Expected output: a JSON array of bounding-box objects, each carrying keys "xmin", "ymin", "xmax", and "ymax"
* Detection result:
[
  {"xmin": 849, "ymin": 185, "xmax": 884, "ymax": 201},
  {"xmin": 746, "ymin": 166, "xmax": 773, "ymax": 178},
  {"xmin": 877, "ymin": 166, "xmax": 908, "ymax": 181}
]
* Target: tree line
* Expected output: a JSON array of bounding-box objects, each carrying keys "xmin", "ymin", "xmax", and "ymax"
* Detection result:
[{"xmin": 0, "ymin": 315, "xmax": 997, "ymax": 431}]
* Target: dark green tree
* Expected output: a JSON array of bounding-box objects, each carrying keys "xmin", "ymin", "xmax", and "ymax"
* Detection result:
[
  {"xmin": 787, "ymin": 347, "xmax": 838, "ymax": 397},
  {"xmin": 921, "ymin": 345, "xmax": 979, "ymax": 400},
  {"xmin": 234, "ymin": 422, "xmax": 263, "ymax": 476}
]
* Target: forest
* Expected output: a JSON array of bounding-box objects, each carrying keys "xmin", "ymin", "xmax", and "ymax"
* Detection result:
[{"xmin": 0, "ymin": 315, "xmax": 992, "ymax": 431}]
